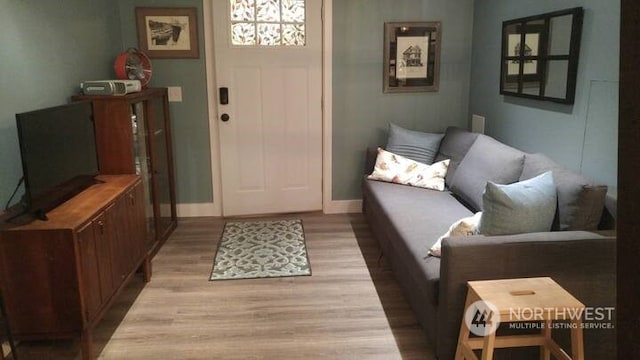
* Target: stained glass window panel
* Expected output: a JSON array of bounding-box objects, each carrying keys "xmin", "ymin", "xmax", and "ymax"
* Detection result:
[
  {"xmin": 281, "ymin": 0, "xmax": 305, "ymax": 22},
  {"xmin": 230, "ymin": 0, "xmax": 305, "ymax": 46},
  {"xmin": 232, "ymin": 23, "xmax": 257, "ymax": 45},
  {"xmin": 256, "ymin": 0, "xmax": 280, "ymax": 22},
  {"xmin": 258, "ymin": 23, "xmax": 281, "ymax": 45},
  {"xmin": 282, "ymin": 24, "xmax": 305, "ymax": 46},
  {"xmin": 230, "ymin": 0, "xmax": 255, "ymax": 22}
]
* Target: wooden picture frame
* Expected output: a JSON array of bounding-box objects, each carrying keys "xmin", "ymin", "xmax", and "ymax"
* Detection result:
[
  {"xmin": 383, "ymin": 21, "xmax": 441, "ymax": 93},
  {"xmin": 136, "ymin": 7, "xmax": 199, "ymax": 59}
]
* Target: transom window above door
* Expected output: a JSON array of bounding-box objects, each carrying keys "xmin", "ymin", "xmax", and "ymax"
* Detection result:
[{"xmin": 230, "ymin": 0, "xmax": 306, "ymax": 46}]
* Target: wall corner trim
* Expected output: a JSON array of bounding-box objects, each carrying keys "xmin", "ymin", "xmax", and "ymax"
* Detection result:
[
  {"xmin": 324, "ymin": 200, "xmax": 363, "ymax": 214},
  {"xmin": 177, "ymin": 202, "xmax": 220, "ymax": 217}
]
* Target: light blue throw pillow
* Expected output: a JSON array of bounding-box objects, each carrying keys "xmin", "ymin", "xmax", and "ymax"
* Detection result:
[
  {"xmin": 386, "ymin": 123, "xmax": 444, "ymax": 165},
  {"xmin": 479, "ymin": 171, "xmax": 557, "ymax": 236}
]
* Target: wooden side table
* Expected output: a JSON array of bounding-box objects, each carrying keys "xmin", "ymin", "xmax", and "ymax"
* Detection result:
[{"xmin": 455, "ymin": 277, "xmax": 585, "ymax": 360}]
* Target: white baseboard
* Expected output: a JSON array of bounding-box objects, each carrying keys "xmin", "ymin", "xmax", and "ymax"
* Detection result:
[
  {"xmin": 176, "ymin": 200, "xmax": 361, "ymax": 217},
  {"xmin": 323, "ymin": 200, "xmax": 363, "ymax": 214},
  {"xmin": 176, "ymin": 202, "xmax": 220, "ymax": 217}
]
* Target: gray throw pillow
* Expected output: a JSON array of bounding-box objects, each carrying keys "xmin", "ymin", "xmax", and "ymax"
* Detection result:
[
  {"xmin": 434, "ymin": 126, "xmax": 480, "ymax": 186},
  {"xmin": 449, "ymin": 135, "xmax": 526, "ymax": 211},
  {"xmin": 480, "ymin": 171, "xmax": 557, "ymax": 236},
  {"xmin": 386, "ymin": 123, "xmax": 444, "ymax": 165},
  {"xmin": 520, "ymin": 153, "xmax": 607, "ymax": 231}
]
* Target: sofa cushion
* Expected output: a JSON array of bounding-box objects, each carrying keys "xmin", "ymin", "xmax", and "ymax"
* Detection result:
[
  {"xmin": 386, "ymin": 123, "xmax": 444, "ymax": 165},
  {"xmin": 520, "ymin": 153, "xmax": 608, "ymax": 230},
  {"xmin": 449, "ymin": 135, "xmax": 526, "ymax": 211},
  {"xmin": 368, "ymin": 148, "xmax": 449, "ymax": 191},
  {"xmin": 480, "ymin": 171, "xmax": 557, "ymax": 235},
  {"xmin": 434, "ymin": 127, "xmax": 480, "ymax": 187},
  {"xmin": 362, "ymin": 178, "xmax": 473, "ymax": 304}
]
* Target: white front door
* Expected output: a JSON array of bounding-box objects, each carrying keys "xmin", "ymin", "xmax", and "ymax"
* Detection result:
[{"xmin": 211, "ymin": 0, "xmax": 323, "ymax": 216}]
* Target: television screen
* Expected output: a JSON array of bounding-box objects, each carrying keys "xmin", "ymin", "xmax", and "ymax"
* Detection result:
[{"xmin": 15, "ymin": 101, "xmax": 99, "ymax": 216}]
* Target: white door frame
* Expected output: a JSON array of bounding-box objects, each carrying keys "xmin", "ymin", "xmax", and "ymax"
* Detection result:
[{"xmin": 199, "ymin": 0, "xmax": 357, "ymax": 217}]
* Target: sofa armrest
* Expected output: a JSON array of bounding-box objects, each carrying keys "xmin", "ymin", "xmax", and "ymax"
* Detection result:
[
  {"xmin": 436, "ymin": 231, "xmax": 616, "ymax": 360},
  {"xmin": 364, "ymin": 147, "xmax": 378, "ymax": 175}
]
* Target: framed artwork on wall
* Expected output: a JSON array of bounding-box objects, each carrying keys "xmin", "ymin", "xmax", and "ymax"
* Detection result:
[
  {"xmin": 383, "ymin": 21, "xmax": 441, "ymax": 93},
  {"xmin": 136, "ymin": 7, "xmax": 199, "ymax": 59}
]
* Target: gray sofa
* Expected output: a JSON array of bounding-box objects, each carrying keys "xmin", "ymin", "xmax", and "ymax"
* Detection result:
[{"xmin": 362, "ymin": 126, "xmax": 616, "ymax": 360}]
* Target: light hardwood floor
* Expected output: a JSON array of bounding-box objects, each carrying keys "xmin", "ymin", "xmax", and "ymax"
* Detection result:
[{"xmin": 14, "ymin": 213, "xmax": 435, "ymax": 359}]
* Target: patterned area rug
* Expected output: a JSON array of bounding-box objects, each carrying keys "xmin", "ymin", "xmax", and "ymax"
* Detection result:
[{"xmin": 210, "ymin": 219, "xmax": 311, "ymax": 281}]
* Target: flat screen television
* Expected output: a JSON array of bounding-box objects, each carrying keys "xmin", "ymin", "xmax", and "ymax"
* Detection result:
[{"xmin": 14, "ymin": 101, "xmax": 100, "ymax": 220}]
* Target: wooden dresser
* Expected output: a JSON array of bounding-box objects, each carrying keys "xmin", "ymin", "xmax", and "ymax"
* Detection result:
[{"xmin": 0, "ymin": 175, "xmax": 150, "ymax": 359}]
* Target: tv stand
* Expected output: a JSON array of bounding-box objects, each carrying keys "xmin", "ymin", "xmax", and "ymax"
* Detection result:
[{"xmin": 0, "ymin": 175, "xmax": 150, "ymax": 360}]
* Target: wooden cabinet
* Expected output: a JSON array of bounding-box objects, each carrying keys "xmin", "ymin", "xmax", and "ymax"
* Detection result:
[
  {"xmin": 77, "ymin": 216, "xmax": 106, "ymax": 321},
  {"xmin": 73, "ymin": 88, "xmax": 177, "ymax": 256},
  {"xmin": 0, "ymin": 175, "xmax": 150, "ymax": 360}
]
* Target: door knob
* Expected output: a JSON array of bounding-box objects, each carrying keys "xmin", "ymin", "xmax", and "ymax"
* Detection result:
[{"xmin": 221, "ymin": 113, "xmax": 230, "ymax": 122}]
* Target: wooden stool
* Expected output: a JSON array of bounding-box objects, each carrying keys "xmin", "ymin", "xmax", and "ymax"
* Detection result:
[{"xmin": 455, "ymin": 277, "xmax": 585, "ymax": 360}]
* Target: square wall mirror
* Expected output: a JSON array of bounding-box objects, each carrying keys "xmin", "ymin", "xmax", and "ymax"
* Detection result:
[{"xmin": 500, "ymin": 7, "xmax": 583, "ymax": 104}]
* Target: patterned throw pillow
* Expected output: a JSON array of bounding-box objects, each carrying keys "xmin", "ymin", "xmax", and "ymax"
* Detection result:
[
  {"xmin": 429, "ymin": 212, "xmax": 482, "ymax": 257},
  {"xmin": 368, "ymin": 148, "xmax": 450, "ymax": 191}
]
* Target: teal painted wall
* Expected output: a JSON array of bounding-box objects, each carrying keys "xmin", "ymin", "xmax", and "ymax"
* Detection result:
[
  {"xmin": 1, "ymin": 0, "xmax": 618, "ymax": 209},
  {"xmin": 332, "ymin": 0, "xmax": 475, "ymax": 200},
  {"xmin": 117, "ymin": 0, "xmax": 213, "ymax": 205},
  {"xmin": 469, "ymin": 0, "xmax": 619, "ymax": 187},
  {"xmin": 0, "ymin": 0, "xmax": 122, "ymax": 209}
]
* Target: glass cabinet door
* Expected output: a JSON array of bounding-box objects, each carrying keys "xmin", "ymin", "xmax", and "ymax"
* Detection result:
[
  {"xmin": 131, "ymin": 102, "xmax": 156, "ymax": 247},
  {"xmin": 148, "ymin": 96, "xmax": 176, "ymax": 242}
]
